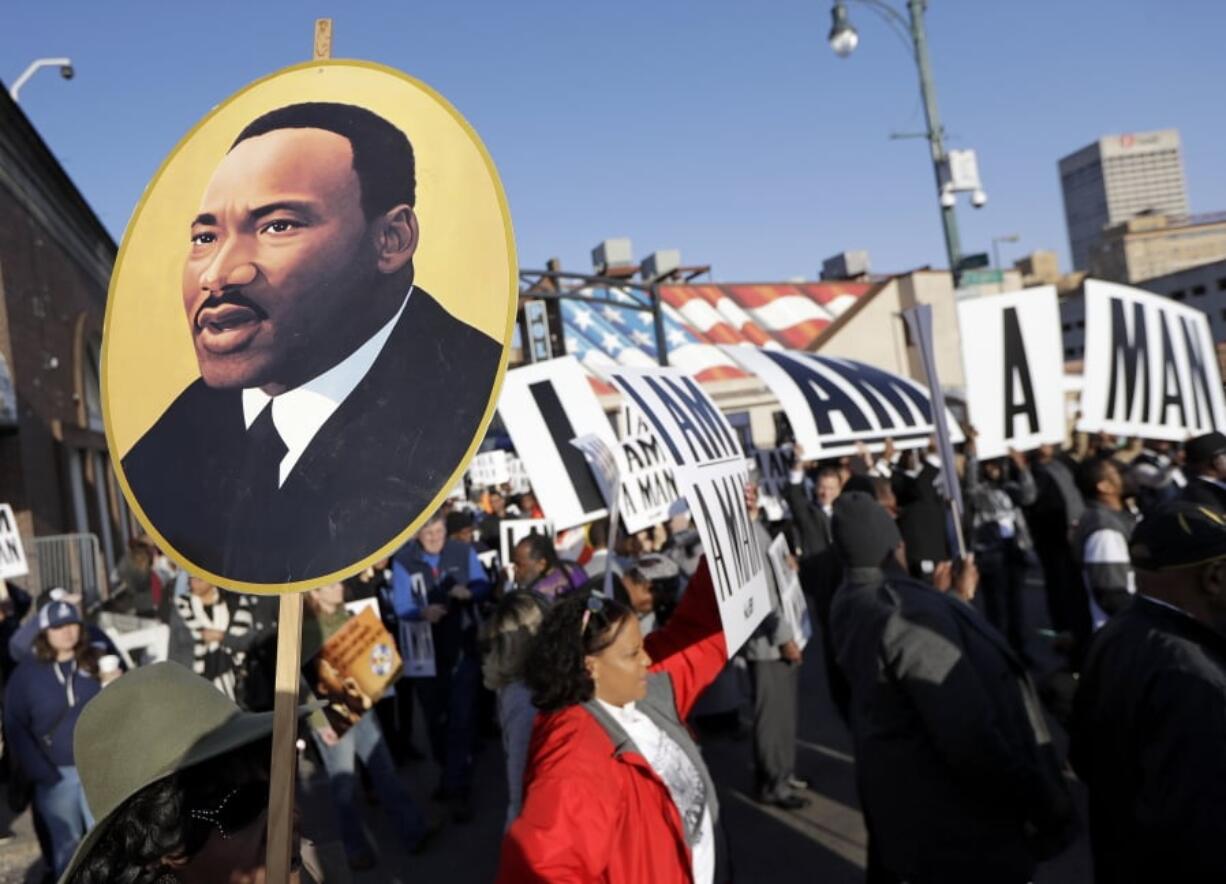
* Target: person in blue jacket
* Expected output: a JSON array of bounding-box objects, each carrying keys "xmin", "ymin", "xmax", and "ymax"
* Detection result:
[
  {"xmin": 392, "ymin": 511, "xmax": 491, "ymax": 822},
  {"xmin": 3, "ymin": 600, "xmax": 105, "ymax": 877}
]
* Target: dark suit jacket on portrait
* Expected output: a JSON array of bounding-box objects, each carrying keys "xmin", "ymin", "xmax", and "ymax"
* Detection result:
[{"xmin": 122, "ymin": 288, "xmax": 501, "ymax": 585}]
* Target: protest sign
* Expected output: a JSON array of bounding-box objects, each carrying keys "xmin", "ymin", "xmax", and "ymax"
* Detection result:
[
  {"xmin": 469, "ymin": 451, "xmax": 511, "ymax": 488},
  {"xmin": 102, "ymin": 57, "xmax": 517, "ymax": 593},
  {"xmin": 0, "ymin": 504, "xmax": 29, "ymax": 581},
  {"xmin": 957, "ymin": 287, "xmax": 1066, "ymax": 460},
  {"xmin": 498, "ymin": 356, "xmax": 613, "ymax": 530},
  {"xmin": 577, "ymin": 431, "xmax": 682, "ymax": 535},
  {"xmin": 507, "ymin": 456, "xmax": 532, "ymax": 494},
  {"xmin": 766, "ymin": 534, "xmax": 812, "ymax": 650},
  {"xmin": 303, "ymin": 605, "xmax": 402, "ymax": 737},
  {"xmin": 617, "ymin": 434, "xmax": 683, "ymax": 533},
  {"xmin": 1078, "ymin": 279, "xmax": 1226, "ymax": 441},
  {"xmin": 570, "ymin": 434, "xmax": 622, "ymax": 597},
  {"xmin": 607, "ymin": 366, "xmax": 770, "ymax": 655},
  {"xmin": 500, "ymin": 518, "xmax": 554, "ymax": 568},
  {"xmin": 399, "ymin": 571, "xmax": 437, "ymax": 678},
  {"xmin": 721, "ymin": 346, "xmax": 963, "ymax": 458},
  {"xmin": 752, "ymin": 448, "xmax": 793, "ymax": 522}
]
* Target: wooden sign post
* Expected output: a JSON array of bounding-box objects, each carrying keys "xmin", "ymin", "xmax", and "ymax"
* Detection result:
[{"xmin": 264, "ymin": 24, "xmax": 332, "ymax": 883}]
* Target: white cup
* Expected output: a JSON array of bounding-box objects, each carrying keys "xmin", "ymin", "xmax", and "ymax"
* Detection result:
[{"xmin": 98, "ymin": 655, "xmax": 121, "ymax": 676}]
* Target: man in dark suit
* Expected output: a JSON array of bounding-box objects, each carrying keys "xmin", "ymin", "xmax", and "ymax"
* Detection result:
[
  {"xmin": 1180, "ymin": 431, "xmax": 1226, "ymax": 512},
  {"xmin": 122, "ymin": 102, "xmax": 501, "ymax": 585},
  {"xmin": 829, "ymin": 492, "xmax": 1075, "ymax": 884}
]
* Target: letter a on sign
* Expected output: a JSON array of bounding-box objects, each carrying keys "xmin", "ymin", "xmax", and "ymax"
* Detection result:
[{"xmin": 957, "ymin": 287, "xmax": 1066, "ymax": 460}]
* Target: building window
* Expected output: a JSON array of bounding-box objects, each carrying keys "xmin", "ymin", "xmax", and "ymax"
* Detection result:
[
  {"xmin": 1193, "ymin": 285, "xmax": 1207, "ymax": 297},
  {"xmin": 1171, "ymin": 290, "xmax": 1186, "ymax": 301}
]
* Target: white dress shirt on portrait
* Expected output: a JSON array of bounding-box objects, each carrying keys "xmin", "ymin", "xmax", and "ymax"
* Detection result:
[{"xmin": 241, "ymin": 287, "xmax": 412, "ymax": 488}]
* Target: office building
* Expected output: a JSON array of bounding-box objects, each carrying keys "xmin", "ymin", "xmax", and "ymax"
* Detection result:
[{"xmin": 1059, "ymin": 129, "xmax": 1188, "ymax": 270}]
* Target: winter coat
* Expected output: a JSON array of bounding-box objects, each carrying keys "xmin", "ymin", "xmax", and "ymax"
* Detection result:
[
  {"xmin": 3, "ymin": 657, "xmax": 101, "ymax": 784},
  {"xmin": 830, "ymin": 566, "xmax": 1076, "ymax": 882},
  {"xmin": 1071, "ymin": 596, "xmax": 1226, "ymax": 884},
  {"xmin": 497, "ymin": 559, "xmax": 727, "ymax": 884}
]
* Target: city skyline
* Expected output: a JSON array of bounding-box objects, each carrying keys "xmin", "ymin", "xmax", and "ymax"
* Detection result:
[{"xmin": 3, "ymin": 0, "xmax": 1224, "ymax": 281}]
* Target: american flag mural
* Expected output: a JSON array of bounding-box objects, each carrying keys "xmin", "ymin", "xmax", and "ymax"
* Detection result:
[{"xmin": 559, "ymin": 282, "xmax": 875, "ymax": 386}]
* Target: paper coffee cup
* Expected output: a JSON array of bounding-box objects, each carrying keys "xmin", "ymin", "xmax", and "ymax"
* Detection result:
[{"xmin": 98, "ymin": 655, "xmax": 121, "ymax": 675}]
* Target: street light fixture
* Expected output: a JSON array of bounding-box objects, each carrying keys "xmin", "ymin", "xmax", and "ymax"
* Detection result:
[
  {"xmin": 827, "ymin": 1, "xmax": 979, "ymax": 279},
  {"xmin": 9, "ymin": 57, "xmax": 75, "ymax": 103},
  {"xmin": 991, "ymin": 233, "xmax": 1020, "ymax": 270},
  {"xmin": 828, "ymin": 4, "xmax": 860, "ymax": 57}
]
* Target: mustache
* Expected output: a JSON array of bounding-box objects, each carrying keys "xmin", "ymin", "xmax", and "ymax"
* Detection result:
[{"xmin": 193, "ymin": 290, "xmax": 269, "ymax": 327}]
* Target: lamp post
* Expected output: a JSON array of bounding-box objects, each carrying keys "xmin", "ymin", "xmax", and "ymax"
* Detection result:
[
  {"xmin": 8, "ymin": 57, "xmax": 75, "ymax": 103},
  {"xmin": 828, "ymin": 1, "xmax": 972, "ymax": 277},
  {"xmin": 992, "ymin": 233, "xmax": 1020, "ymax": 271}
]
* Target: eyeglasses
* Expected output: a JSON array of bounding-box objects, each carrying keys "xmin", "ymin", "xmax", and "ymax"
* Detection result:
[
  {"xmin": 187, "ymin": 780, "xmax": 268, "ymax": 840},
  {"xmin": 579, "ymin": 593, "xmax": 605, "ymax": 638}
]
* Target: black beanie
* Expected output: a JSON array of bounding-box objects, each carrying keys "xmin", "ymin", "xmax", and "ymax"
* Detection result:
[{"xmin": 832, "ymin": 491, "xmax": 901, "ymax": 568}]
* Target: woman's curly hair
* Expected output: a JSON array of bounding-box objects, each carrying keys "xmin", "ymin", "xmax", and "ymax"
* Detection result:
[
  {"xmin": 524, "ymin": 589, "xmax": 633, "ymax": 712},
  {"xmin": 70, "ymin": 738, "xmax": 271, "ymax": 883}
]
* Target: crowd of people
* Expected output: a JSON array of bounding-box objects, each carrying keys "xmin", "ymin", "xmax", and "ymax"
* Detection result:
[{"xmin": 0, "ymin": 425, "xmax": 1224, "ymax": 882}]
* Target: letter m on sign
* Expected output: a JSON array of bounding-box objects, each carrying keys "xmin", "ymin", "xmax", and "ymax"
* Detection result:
[{"xmin": 1105, "ymin": 298, "xmax": 1150, "ymax": 425}]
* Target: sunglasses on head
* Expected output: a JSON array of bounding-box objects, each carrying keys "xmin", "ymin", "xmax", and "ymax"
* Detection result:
[
  {"xmin": 187, "ymin": 780, "xmax": 268, "ymax": 840},
  {"xmin": 580, "ymin": 593, "xmax": 606, "ymax": 638}
]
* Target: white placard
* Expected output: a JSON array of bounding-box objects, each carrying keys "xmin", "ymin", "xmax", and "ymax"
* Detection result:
[
  {"xmin": 507, "ymin": 456, "xmax": 532, "ymax": 495},
  {"xmin": 957, "ymin": 286, "xmax": 1067, "ymax": 460},
  {"xmin": 0, "ymin": 504, "xmax": 28, "ymax": 581},
  {"xmin": 469, "ymin": 450, "xmax": 511, "ymax": 488},
  {"xmin": 721, "ymin": 346, "xmax": 964, "ymax": 457},
  {"xmin": 752, "ymin": 448, "xmax": 793, "ymax": 522},
  {"xmin": 766, "ymin": 534, "xmax": 811, "ymax": 651},
  {"xmin": 1078, "ymin": 280, "xmax": 1226, "ymax": 440},
  {"xmin": 607, "ymin": 366, "xmax": 770, "ymax": 656},
  {"xmin": 498, "ymin": 356, "xmax": 613, "ymax": 530},
  {"xmin": 617, "ymin": 434, "xmax": 682, "ymax": 534},
  {"xmin": 402, "ymin": 571, "xmax": 436, "ymax": 679},
  {"xmin": 499, "ymin": 518, "xmax": 554, "ymax": 569}
]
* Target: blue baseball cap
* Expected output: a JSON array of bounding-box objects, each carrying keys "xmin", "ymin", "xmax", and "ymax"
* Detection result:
[{"xmin": 37, "ymin": 600, "xmax": 82, "ymax": 631}]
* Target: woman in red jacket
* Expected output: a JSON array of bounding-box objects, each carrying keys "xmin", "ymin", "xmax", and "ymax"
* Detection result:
[{"xmin": 498, "ymin": 559, "xmax": 728, "ymax": 884}]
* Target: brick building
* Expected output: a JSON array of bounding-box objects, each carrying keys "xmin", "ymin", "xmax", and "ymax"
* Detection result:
[{"xmin": 0, "ymin": 87, "xmax": 130, "ymax": 595}]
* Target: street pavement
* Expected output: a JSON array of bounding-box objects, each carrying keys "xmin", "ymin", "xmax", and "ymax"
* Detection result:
[{"xmin": 0, "ymin": 573, "xmax": 1094, "ymax": 883}]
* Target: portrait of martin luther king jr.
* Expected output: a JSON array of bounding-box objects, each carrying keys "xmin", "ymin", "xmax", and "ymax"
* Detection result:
[{"xmin": 122, "ymin": 102, "xmax": 502, "ymax": 585}]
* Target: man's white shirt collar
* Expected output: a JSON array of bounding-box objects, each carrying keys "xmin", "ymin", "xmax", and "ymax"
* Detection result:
[{"xmin": 242, "ymin": 288, "xmax": 412, "ymax": 487}]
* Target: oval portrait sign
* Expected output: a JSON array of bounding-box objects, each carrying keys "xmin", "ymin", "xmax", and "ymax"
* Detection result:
[{"xmin": 103, "ymin": 60, "xmax": 516, "ymax": 593}]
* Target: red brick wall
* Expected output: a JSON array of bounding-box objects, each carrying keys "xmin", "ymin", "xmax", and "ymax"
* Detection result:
[{"xmin": 0, "ymin": 185, "xmax": 110, "ymax": 542}]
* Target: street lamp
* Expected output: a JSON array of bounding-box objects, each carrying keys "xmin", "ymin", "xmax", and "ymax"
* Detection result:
[
  {"xmin": 992, "ymin": 233, "xmax": 1020, "ymax": 271},
  {"xmin": 827, "ymin": 4, "xmax": 859, "ymax": 57},
  {"xmin": 827, "ymin": 1, "xmax": 976, "ymax": 279},
  {"xmin": 9, "ymin": 57, "xmax": 75, "ymax": 103}
]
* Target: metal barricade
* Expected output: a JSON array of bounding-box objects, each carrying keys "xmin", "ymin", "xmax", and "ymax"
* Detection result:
[{"xmin": 30, "ymin": 533, "xmax": 107, "ymax": 610}]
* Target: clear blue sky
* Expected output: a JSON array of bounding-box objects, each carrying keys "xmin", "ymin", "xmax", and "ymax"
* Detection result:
[{"xmin": 4, "ymin": 0, "xmax": 1224, "ymax": 281}]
